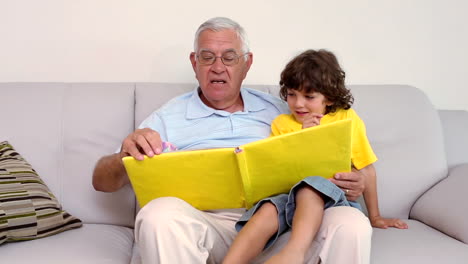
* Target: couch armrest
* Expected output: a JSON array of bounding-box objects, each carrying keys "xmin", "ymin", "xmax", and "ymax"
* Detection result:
[{"xmin": 410, "ymin": 164, "xmax": 468, "ymax": 243}]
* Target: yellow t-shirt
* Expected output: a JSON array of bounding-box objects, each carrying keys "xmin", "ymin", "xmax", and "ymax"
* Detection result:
[{"xmin": 271, "ymin": 109, "xmax": 377, "ymax": 170}]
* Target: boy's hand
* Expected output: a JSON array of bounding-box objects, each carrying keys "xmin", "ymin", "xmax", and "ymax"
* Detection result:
[
  {"xmin": 302, "ymin": 113, "xmax": 323, "ymax": 129},
  {"xmin": 370, "ymin": 216, "xmax": 408, "ymax": 229}
]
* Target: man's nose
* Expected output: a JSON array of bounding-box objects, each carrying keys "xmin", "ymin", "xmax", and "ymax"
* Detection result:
[{"xmin": 210, "ymin": 57, "xmax": 226, "ymax": 73}]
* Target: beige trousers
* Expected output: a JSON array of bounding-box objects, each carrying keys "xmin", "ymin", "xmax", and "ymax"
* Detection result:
[{"xmin": 135, "ymin": 197, "xmax": 371, "ymax": 264}]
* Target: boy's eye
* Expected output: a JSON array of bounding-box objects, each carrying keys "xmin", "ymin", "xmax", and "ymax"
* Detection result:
[
  {"xmin": 305, "ymin": 95, "xmax": 315, "ymax": 99},
  {"xmin": 287, "ymin": 93, "xmax": 295, "ymax": 97}
]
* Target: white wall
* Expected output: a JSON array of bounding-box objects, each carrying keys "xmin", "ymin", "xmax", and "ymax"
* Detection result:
[{"xmin": 1, "ymin": 0, "xmax": 467, "ymax": 110}]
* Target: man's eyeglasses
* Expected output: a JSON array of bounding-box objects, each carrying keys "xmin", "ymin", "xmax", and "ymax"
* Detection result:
[{"xmin": 196, "ymin": 51, "xmax": 247, "ymax": 66}]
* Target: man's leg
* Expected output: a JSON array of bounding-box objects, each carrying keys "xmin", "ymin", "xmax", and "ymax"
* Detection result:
[
  {"xmin": 134, "ymin": 197, "xmax": 241, "ymax": 264},
  {"xmin": 315, "ymin": 206, "xmax": 372, "ymax": 264},
  {"xmin": 253, "ymin": 206, "xmax": 372, "ymax": 264}
]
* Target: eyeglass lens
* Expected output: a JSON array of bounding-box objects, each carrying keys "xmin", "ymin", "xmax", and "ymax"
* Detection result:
[{"xmin": 198, "ymin": 51, "xmax": 241, "ymax": 66}]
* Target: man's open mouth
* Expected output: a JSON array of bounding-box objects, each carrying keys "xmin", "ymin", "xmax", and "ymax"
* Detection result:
[{"xmin": 211, "ymin": 79, "xmax": 226, "ymax": 84}]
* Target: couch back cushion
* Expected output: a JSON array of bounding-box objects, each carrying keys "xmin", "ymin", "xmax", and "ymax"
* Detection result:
[
  {"xmin": 0, "ymin": 83, "xmax": 136, "ymax": 227},
  {"xmin": 135, "ymin": 83, "xmax": 195, "ymax": 127},
  {"xmin": 346, "ymin": 85, "xmax": 448, "ymax": 218}
]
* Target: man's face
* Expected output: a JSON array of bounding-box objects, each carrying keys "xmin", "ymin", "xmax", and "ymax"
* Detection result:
[{"xmin": 190, "ymin": 29, "xmax": 252, "ymax": 110}]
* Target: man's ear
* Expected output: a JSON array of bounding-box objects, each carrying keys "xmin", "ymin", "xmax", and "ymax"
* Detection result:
[
  {"xmin": 190, "ymin": 52, "xmax": 197, "ymax": 70},
  {"xmin": 189, "ymin": 52, "xmax": 199, "ymax": 79},
  {"xmin": 241, "ymin": 52, "xmax": 253, "ymax": 79}
]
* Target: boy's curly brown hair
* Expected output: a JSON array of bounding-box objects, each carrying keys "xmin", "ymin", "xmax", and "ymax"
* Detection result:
[{"xmin": 279, "ymin": 49, "xmax": 354, "ymax": 114}]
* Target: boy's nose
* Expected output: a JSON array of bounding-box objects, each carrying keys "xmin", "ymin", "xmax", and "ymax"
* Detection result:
[{"xmin": 294, "ymin": 97, "xmax": 305, "ymax": 107}]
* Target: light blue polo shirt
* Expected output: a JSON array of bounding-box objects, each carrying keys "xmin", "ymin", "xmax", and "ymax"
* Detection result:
[{"xmin": 138, "ymin": 87, "xmax": 289, "ymax": 151}]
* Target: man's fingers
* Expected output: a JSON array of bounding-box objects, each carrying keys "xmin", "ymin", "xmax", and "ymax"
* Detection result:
[
  {"xmin": 133, "ymin": 133, "xmax": 155, "ymax": 157},
  {"xmin": 122, "ymin": 129, "xmax": 156, "ymax": 160},
  {"xmin": 120, "ymin": 128, "xmax": 163, "ymax": 161},
  {"xmin": 330, "ymin": 171, "xmax": 364, "ymax": 202},
  {"xmin": 330, "ymin": 177, "xmax": 359, "ymax": 190},
  {"xmin": 345, "ymin": 191, "xmax": 359, "ymax": 201},
  {"xmin": 346, "ymin": 193, "xmax": 359, "ymax": 201},
  {"xmin": 122, "ymin": 140, "xmax": 145, "ymax": 161},
  {"xmin": 330, "ymin": 178, "xmax": 356, "ymax": 200},
  {"xmin": 334, "ymin": 171, "xmax": 360, "ymax": 181},
  {"xmin": 127, "ymin": 146, "xmax": 145, "ymax": 161},
  {"xmin": 144, "ymin": 130, "xmax": 163, "ymax": 155}
]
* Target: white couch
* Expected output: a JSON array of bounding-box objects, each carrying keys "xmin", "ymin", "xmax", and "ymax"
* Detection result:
[{"xmin": 1, "ymin": 83, "xmax": 467, "ymax": 263}]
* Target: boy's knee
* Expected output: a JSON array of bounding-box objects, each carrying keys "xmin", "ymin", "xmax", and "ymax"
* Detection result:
[
  {"xmin": 295, "ymin": 185, "xmax": 325, "ymax": 205},
  {"xmin": 296, "ymin": 184, "xmax": 312, "ymax": 196},
  {"xmin": 252, "ymin": 202, "xmax": 280, "ymax": 232},
  {"xmin": 256, "ymin": 202, "xmax": 278, "ymax": 218}
]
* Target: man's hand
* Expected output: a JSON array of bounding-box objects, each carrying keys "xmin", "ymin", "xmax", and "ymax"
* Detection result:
[
  {"xmin": 93, "ymin": 128, "xmax": 161, "ymax": 192},
  {"xmin": 301, "ymin": 113, "xmax": 323, "ymax": 129},
  {"xmin": 329, "ymin": 169, "xmax": 365, "ymax": 201},
  {"xmin": 121, "ymin": 128, "xmax": 162, "ymax": 161}
]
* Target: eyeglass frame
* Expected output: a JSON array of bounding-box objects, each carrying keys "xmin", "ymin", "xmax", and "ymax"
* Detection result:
[{"xmin": 195, "ymin": 50, "xmax": 250, "ymax": 66}]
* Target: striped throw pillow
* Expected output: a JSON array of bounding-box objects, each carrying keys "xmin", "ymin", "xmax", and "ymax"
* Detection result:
[{"xmin": 0, "ymin": 141, "xmax": 82, "ymax": 245}]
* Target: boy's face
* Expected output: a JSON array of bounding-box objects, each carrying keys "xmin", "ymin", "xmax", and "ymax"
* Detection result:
[{"xmin": 286, "ymin": 89, "xmax": 332, "ymax": 123}]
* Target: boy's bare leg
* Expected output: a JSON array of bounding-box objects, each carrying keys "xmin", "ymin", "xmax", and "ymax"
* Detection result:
[
  {"xmin": 223, "ymin": 202, "xmax": 279, "ymax": 264},
  {"xmin": 266, "ymin": 186, "xmax": 324, "ymax": 264}
]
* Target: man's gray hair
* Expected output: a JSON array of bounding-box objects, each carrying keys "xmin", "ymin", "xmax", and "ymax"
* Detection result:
[{"xmin": 194, "ymin": 17, "xmax": 250, "ymax": 54}]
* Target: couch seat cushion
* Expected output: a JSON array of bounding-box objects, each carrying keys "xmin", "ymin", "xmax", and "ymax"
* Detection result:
[
  {"xmin": 0, "ymin": 224, "xmax": 134, "ymax": 264},
  {"xmin": 371, "ymin": 220, "xmax": 468, "ymax": 264}
]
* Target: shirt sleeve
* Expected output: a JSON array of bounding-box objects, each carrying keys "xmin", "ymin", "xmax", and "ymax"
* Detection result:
[
  {"xmin": 350, "ymin": 113, "xmax": 378, "ymax": 170},
  {"xmin": 270, "ymin": 115, "xmax": 298, "ymax": 136},
  {"xmin": 138, "ymin": 111, "xmax": 168, "ymax": 142}
]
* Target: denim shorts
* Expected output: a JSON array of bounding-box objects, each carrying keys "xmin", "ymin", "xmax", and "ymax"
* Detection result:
[{"xmin": 235, "ymin": 176, "xmax": 361, "ymax": 249}]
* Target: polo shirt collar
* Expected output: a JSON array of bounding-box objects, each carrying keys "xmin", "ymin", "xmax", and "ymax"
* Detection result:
[{"xmin": 186, "ymin": 87, "xmax": 267, "ymax": 119}]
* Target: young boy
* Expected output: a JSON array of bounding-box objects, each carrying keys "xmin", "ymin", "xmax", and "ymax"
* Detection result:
[{"xmin": 223, "ymin": 49, "xmax": 407, "ymax": 264}]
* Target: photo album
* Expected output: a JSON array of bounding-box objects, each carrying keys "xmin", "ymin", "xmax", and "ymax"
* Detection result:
[{"xmin": 123, "ymin": 119, "xmax": 352, "ymax": 210}]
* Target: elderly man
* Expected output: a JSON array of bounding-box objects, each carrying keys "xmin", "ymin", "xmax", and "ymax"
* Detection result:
[{"xmin": 92, "ymin": 17, "xmax": 371, "ymax": 264}]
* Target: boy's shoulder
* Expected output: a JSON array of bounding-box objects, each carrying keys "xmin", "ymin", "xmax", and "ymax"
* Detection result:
[
  {"xmin": 322, "ymin": 108, "xmax": 363, "ymax": 125},
  {"xmin": 328, "ymin": 108, "xmax": 359, "ymax": 118}
]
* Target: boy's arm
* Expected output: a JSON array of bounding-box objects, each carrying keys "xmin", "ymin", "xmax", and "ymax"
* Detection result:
[
  {"xmin": 361, "ymin": 164, "xmax": 380, "ymax": 219},
  {"xmin": 361, "ymin": 164, "xmax": 408, "ymax": 229}
]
